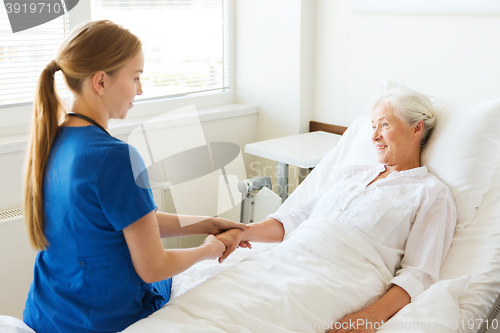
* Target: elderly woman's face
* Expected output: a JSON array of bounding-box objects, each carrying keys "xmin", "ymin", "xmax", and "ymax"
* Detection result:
[{"xmin": 371, "ymin": 103, "xmax": 420, "ymax": 170}]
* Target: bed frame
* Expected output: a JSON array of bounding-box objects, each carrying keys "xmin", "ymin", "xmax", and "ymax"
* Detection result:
[{"xmin": 309, "ymin": 120, "xmax": 347, "ymax": 136}]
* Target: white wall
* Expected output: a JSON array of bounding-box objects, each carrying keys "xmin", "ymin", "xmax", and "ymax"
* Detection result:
[
  {"xmin": 235, "ymin": 0, "xmax": 317, "ymax": 139},
  {"xmin": 314, "ymin": 0, "xmax": 500, "ymax": 126},
  {"xmin": 234, "ymin": 0, "xmax": 316, "ymax": 190},
  {"xmin": 235, "ymin": 0, "xmax": 301, "ymax": 140}
]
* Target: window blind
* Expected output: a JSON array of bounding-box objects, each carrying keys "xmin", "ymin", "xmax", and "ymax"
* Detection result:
[
  {"xmin": 91, "ymin": 0, "xmax": 230, "ymax": 101},
  {"xmin": 0, "ymin": 4, "xmax": 69, "ymax": 107}
]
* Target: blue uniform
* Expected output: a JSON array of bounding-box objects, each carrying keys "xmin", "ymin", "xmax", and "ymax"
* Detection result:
[{"xmin": 23, "ymin": 126, "xmax": 171, "ymax": 333}]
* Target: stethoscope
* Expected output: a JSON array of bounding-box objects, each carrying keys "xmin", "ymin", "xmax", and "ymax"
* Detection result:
[
  {"xmin": 67, "ymin": 113, "xmax": 110, "ymax": 136},
  {"xmin": 68, "ymin": 112, "xmax": 158, "ymax": 211}
]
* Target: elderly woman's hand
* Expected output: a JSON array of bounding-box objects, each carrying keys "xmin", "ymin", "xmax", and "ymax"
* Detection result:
[
  {"xmin": 327, "ymin": 310, "xmax": 380, "ymax": 333},
  {"xmin": 327, "ymin": 285, "xmax": 410, "ymax": 333}
]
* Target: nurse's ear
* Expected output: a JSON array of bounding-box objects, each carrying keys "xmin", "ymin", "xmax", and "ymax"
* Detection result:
[{"xmin": 91, "ymin": 71, "xmax": 107, "ymax": 96}]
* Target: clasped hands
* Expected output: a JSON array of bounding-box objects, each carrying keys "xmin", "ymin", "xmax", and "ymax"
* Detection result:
[{"xmin": 203, "ymin": 218, "xmax": 251, "ymax": 263}]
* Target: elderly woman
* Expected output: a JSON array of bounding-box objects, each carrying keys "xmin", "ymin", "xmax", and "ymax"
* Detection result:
[{"xmin": 217, "ymin": 90, "xmax": 456, "ymax": 333}]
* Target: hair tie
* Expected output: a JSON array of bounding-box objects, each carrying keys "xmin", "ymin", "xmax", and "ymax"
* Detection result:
[{"xmin": 49, "ymin": 60, "xmax": 60, "ymax": 73}]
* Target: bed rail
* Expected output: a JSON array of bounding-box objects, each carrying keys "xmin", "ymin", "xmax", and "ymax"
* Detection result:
[{"xmin": 238, "ymin": 176, "xmax": 273, "ymax": 224}]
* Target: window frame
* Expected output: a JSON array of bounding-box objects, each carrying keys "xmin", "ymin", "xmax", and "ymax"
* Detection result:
[{"xmin": 0, "ymin": 0, "xmax": 235, "ymax": 136}]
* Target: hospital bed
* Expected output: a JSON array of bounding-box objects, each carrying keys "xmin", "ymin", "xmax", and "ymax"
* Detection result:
[{"xmin": 2, "ymin": 81, "xmax": 499, "ymax": 333}]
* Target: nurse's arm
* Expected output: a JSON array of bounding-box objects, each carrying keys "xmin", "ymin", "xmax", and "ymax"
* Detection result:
[
  {"xmin": 124, "ymin": 211, "xmax": 226, "ymax": 283},
  {"xmin": 155, "ymin": 211, "xmax": 247, "ymax": 238}
]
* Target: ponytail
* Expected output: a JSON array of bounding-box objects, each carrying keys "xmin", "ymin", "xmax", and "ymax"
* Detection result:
[{"xmin": 24, "ymin": 60, "xmax": 63, "ymax": 250}]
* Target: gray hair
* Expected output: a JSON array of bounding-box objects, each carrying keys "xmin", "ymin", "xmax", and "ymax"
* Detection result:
[{"xmin": 370, "ymin": 90, "xmax": 437, "ymax": 148}]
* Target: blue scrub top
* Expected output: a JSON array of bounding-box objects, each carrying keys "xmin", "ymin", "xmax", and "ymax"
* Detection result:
[{"xmin": 24, "ymin": 126, "xmax": 170, "ymax": 333}]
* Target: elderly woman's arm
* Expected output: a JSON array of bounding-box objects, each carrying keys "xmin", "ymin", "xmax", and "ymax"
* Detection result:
[
  {"xmin": 216, "ymin": 217, "xmax": 285, "ymax": 262},
  {"xmin": 328, "ymin": 285, "xmax": 410, "ymax": 333},
  {"xmin": 241, "ymin": 217, "xmax": 285, "ymax": 242},
  {"xmin": 216, "ymin": 192, "xmax": 320, "ymax": 261}
]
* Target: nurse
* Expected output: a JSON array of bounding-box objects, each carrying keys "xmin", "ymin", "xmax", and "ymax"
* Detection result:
[{"xmin": 23, "ymin": 20, "xmax": 244, "ymax": 333}]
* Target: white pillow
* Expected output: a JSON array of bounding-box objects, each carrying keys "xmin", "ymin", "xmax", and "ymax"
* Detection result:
[
  {"xmin": 0, "ymin": 316, "xmax": 36, "ymax": 333},
  {"xmin": 378, "ymin": 275, "xmax": 470, "ymax": 333},
  {"xmin": 380, "ymin": 81, "xmax": 500, "ymax": 231},
  {"xmin": 439, "ymin": 157, "xmax": 500, "ymax": 332}
]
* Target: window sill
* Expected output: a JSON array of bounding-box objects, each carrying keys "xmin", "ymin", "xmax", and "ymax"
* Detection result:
[{"xmin": 0, "ymin": 103, "xmax": 258, "ymax": 155}]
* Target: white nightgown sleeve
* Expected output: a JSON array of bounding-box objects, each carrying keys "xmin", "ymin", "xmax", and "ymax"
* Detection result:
[{"xmin": 267, "ymin": 192, "xmax": 320, "ymax": 238}]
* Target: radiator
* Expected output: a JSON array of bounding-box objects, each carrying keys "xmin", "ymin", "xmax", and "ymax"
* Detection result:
[{"xmin": 0, "ymin": 208, "xmax": 37, "ymax": 320}]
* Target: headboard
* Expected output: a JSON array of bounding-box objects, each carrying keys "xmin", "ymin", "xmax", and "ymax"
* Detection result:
[{"xmin": 309, "ymin": 121, "xmax": 347, "ymax": 135}]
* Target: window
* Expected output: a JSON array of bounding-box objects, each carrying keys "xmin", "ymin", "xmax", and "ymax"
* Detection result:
[
  {"xmin": 91, "ymin": 0, "xmax": 230, "ymax": 101},
  {"xmin": 0, "ymin": 0, "xmax": 230, "ymax": 111},
  {"xmin": 0, "ymin": 5, "xmax": 69, "ymax": 107}
]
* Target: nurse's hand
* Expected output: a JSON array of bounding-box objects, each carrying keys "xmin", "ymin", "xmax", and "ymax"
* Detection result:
[
  {"xmin": 201, "ymin": 235, "xmax": 226, "ymax": 260},
  {"xmin": 207, "ymin": 217, "xmax": 248, "ymax": 235}
]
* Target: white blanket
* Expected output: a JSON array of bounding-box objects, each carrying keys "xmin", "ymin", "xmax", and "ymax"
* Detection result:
[{"xmin": 122, "ymin": 218, "xmax": 394, "ymax": 333}]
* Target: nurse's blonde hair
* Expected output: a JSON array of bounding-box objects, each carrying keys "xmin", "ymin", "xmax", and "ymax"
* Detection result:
[{"xmin": 24, "ymin": 20, "xmax": 142, "ymax": 250}]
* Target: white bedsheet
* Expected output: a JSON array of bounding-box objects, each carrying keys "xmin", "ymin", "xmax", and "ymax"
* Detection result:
[{"xmin": 122, "ymin": 218, "xmax": 394, "ymax": 333}]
